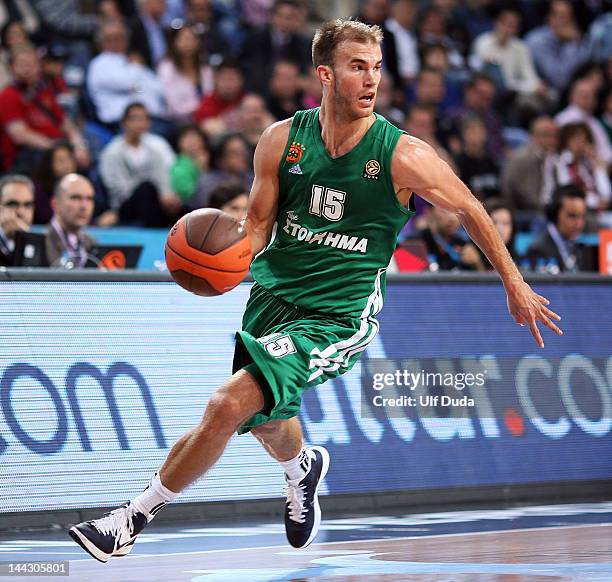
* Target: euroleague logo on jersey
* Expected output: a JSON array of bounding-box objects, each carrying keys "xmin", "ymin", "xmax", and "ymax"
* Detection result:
[
  {"xmin": 286, "ymin": 142, "xmax": 305, "ymax": 163},
  {"xmin": 363, "ymin": 159, "xmax": 381, "ymax": 180}
]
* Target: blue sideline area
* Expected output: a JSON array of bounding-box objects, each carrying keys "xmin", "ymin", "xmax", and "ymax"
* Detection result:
[{"xmin": 29, "ymin": 226, "xmax": 599, "ymax": 270}]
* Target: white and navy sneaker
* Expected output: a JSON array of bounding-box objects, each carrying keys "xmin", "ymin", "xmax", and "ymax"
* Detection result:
[
  {"xmin": 284, "ymin": 446, "xmax": 330, "ymax": 548},
  {"xmin": 69, "ymin": 502, "xmax": 148, "ymax": 563}
]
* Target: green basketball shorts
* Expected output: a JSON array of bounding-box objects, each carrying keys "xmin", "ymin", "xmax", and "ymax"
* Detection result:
[{"xmin": 232, "ymin": 283, "xmax": 379, "ymax": 434}]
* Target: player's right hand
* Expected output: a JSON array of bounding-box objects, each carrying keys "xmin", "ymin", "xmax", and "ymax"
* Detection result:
[{"xmin": 506, "ymin": 280, "xmax": 563, "ymax": 348}]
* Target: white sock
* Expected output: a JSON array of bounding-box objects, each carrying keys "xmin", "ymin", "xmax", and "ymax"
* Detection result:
[
  {"xmin": 280, "ymin": 447, "xmax": 311, "ymax": 481},
  {"xmin": 131, "ymin": 473, "xmax": 177, "ymax": 522}
]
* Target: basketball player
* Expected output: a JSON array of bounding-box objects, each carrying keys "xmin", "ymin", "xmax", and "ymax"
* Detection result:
[{"xmin": 69, "ymin": 20, "xmax": 563, "ymax": 562}]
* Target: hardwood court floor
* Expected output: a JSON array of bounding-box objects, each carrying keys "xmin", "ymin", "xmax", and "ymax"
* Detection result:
[{"xmin": 1, "ymin": 502, "xmax": 611, "ymax": 581}]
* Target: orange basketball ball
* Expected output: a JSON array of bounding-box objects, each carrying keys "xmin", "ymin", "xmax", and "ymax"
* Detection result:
[{"xmin": 165, "ymin": 209, "xmax": 251, "ymax": 296}]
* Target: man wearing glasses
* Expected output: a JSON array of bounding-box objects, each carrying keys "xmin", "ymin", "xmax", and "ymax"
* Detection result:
[{"xmin": 0, "ymin": 174, "xmax": 35, "ymax": 267}]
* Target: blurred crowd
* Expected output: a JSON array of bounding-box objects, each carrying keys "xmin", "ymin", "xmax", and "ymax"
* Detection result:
[{"xmin": 0, "ymin": 0, "xmax": 610, "ymax": 272}]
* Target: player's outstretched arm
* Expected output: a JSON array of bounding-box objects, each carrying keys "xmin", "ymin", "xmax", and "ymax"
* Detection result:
[
  {"xmin": 391, "ymin": 135, "xmax": 563, "ymax": 348},
  {"xmin": 243, "ymin": 119, "xmax": 291, "ymax": 257}
]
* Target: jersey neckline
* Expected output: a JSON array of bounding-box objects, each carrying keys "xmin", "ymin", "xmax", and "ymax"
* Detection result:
[{"xmin": 311, "ymin": 108, "xmax": 381, "ymax": 163}]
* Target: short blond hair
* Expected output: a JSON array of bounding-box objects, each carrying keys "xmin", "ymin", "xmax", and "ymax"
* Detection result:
[{"xmin": 312, "ymin": 19, "xmax": 383, "ymax": 68}]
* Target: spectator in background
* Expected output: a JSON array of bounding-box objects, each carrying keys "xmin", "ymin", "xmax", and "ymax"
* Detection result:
[
  {"xmin": 502, "ymin": 115, "xmax": 558, "ymax": 212},
  {"xmin": 130, "ymin": 0, "xmax": 168, "ymax": 69},
  {"xmin": 409, "ymin": 67, "xmax": 448, "ymax": 116},
  {"xmin": 194, "ymin": 59, "xmax": 245, "ymax": 137},
  {"xmin": 0, "ymin": 1, "xmax": 39, "ymax": 37},
  {"xmin": 266, "ymin": 60, "xmax": 303, "ymax": 120},
  {"xmin": 158, "ymin": 23, "xmax": 214, "ymax": 123},
  {"xmin": 33, "ymin": 141, "xmax": 78, "ymax": 224},
  {"xmin": 301, "ymin": 67, "xmax": 322, "ymax": 109},
  {"xmin": 0, "ymin": 44, "xmax": 89, "ymax": 172},
  {"xmin": 99, "ymin": 0, "xmax": 125, "ymax": 24},
  {"xmin": 29, "ymin": 0, "xmax": 97, "ymax": 41},
  {"xmin": 0, "ymin": 20, "xmax": 30, "ymax": 89},
  {"xmin": 170, "ymin": 124, "xmax": 210, "ymax": 205},
  {"xmin": 420, "ymin": 43, "xmax": 463, "ymax": 109},
  {"xmin": 98, "ymin": 103, "xmax": 180, "ymax": 227},
  {"xmin": 526, "ymin": 185, "xmax": 594, "ymax": 272},
  {"xmin": 454, "ymin": 115, "xmax": 499, "ymax": 201},
  {"xmin": 241, "ymin": 0, "xmax": 274, "ymax": 30},
  {"xmin": 403, "ymin": 104, "xmax": 454, "ymax": 169},
  {"xmin": 385, "ymin": 0, "xmax": 419, "ymax": 84},
  {"xmin": 190, "ymin": 133, "xmax": 253, "ymax": 210},
  {"xmin": 407, "ymin": 204, "xmax": 484, "ymax": 271},
  {"xmin": 477, "ymin": 197, "xmax": 517, "ymax": 269},
  {"xmin": 416, "ymin": 6, "xmax": 464, "ymax": 70},
  {"xmin": 184, "ymin": 0, "xmax": 228, "ymax": 60},
  {"xmin": 208, "ymin": 182, "xmax": 248, "ymax": 220},
  {"xmin": 375, "ymin": 72, "xmax": 405, "ymax": 126},
  {"xmin": 472, "ymin": 5, "xmax": 549, "ymax": 113},
  {"xmin": 526, "ymin": 0, "xmax": 587, "ymax": 92},
  {"xmin": 45, "ymin": 173, "xmax": 96, "ymax": 268},
  {"xmin": 552, "ymin": 122, "xmax": 611, "ymax": 213},
  {"xmin": 0, "ymin": 174, "xmax": 34, "ymax": 267},
  {"xmin": 445, "ymin": 73, "xmax": 505, "ymax": 160},
  {"xmin": 86, "ymin": 20, "xmax": 165, "ymax": 126},
  {"xmin": 238, "ymin": 93, "xmax": 275, "ymax": 151},
  {"xmin": 585, "ymin": 12, "xmax": 612, "ymax": 64},
  {"xmin": 555, "ymin": 77, "xmax": 612, "ymax": 165},
  {"xmin": 241, "ymin": 0, "xmax": 311, "ymax": 95}
]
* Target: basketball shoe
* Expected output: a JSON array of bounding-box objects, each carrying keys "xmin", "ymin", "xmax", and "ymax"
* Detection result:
[
  {"xmin": 284, "ymin": 445, "xmax": 330, "ymax": 548},
  {"xmin": 69, "ymin": 502, "xmax": 148, "ymax": 563}
]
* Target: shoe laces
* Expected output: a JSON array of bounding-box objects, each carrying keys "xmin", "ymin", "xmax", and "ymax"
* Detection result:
[
  {"xmin": 95, "ymin": 503, "xmax": 138, "ymax": 537},
  {"xmin": 284, "ymin": 478, "xmax": 308, "ymax": 524}
]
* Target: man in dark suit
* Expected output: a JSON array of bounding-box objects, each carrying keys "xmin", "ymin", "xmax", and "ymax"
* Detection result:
[
  {"xmin": 129, "ymin": 0, "xmax": 168, "ymax": 69},
  {"xmin": 45, "ymin": 173, "xmax": 96, "ymax": 268},
  {"xmin": 240, "ymin": 0, "xmax": 311, "ymax": 95},
  {"xmin": 0, "ymin": 174, "xmax": 35, "ymax": 267},
  {"xmin": 526, "ymin": 185, "xmax": 595, "ymax": 272}
]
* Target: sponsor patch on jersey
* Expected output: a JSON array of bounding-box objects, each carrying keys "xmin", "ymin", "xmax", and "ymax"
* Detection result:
[
  {"xmin": 363, "ymin": 159, "xmax": 381, "ymax": 180},
  {"xmin": 283, "ymin": 212, "xmax": 369, "ymax": 254},
  {"xmin": 286, "ymin": 142, "xmax": 305, "ymax": 163}
]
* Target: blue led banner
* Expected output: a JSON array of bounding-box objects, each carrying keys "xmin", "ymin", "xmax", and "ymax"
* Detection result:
[{"xmin": 0, "ymin": 279, "xmax": 610, "ymax": 513}]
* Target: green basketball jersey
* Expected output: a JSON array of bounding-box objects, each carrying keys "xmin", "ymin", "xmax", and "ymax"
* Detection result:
[{"xmin": 250, "ymin": 107, "xmax": 415, "ymax": 319}]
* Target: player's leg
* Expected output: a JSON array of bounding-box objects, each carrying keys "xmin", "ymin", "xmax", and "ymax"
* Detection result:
[
  {"xmin": 251, "ymin": 418, "xmax": 330, "ymax": 549},
  {"xmin": 158, "ymin": 369, "xmax": 264, "ymax": 492},
  {"xmin": 69, "ymin": 369, "xmax": 264, "ymax": 563}
]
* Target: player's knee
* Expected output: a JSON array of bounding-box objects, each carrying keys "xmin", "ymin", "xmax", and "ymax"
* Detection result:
[{"xmin": 205, "ymin": 390, "xmax": 245, "ymax": 426}]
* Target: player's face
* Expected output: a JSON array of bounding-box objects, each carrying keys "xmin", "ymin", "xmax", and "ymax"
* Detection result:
[{"xmin": 328, "ymin": 41, "xmax": 382, "ymax": 120}]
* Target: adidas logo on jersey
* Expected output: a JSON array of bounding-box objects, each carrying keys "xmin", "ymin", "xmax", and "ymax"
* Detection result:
[
  {"xmin": 282, "ymin": 214, "xmax": 369, "ymax": 254},
  {"xmin": 289, "ymin": 164, "xmax": 303, "ymax": 174}
]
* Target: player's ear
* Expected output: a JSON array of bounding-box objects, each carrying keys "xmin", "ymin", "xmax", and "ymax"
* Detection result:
[{"xmin": 317, "ymin": 65, "xmax": 333, "ymax": 87}]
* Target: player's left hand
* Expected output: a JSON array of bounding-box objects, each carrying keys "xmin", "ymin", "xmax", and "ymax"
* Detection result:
[{"xmin": 506, "ymin": 281, "xmax": 563, "ymax": 348}]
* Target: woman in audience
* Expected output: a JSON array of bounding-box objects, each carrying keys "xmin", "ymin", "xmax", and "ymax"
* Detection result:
[
  {"xmin": 33, "ymin": 141, "xmax": 78, "ymax": 224},
  {"xmin": 157, "ymin": 23, "xmax": 214, "ymax": 123},
  {"xmin": 454, "ymin": 115, "xmax": 500, "ymax": 201},
  {"xmin": 552, "ymin": 122, "xmax": 611, "ymax": 212},
  {"xmin": 478, "ymin": 198, "xmax": 518, "ymax": 269},
  {"xmin": 208, "ymin": 182, "xmax": 248, "ymax": 221},
  {"xmin": 0, "ymin": 20, "xmax": 30, "ymax": 89},
  {"xmin": 190, "ymin": 133, "xmax": 253, "ymax": 210},
  {"xmin": 170, "ymin": 125, "xmax": 210, "ymax": 205}
]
